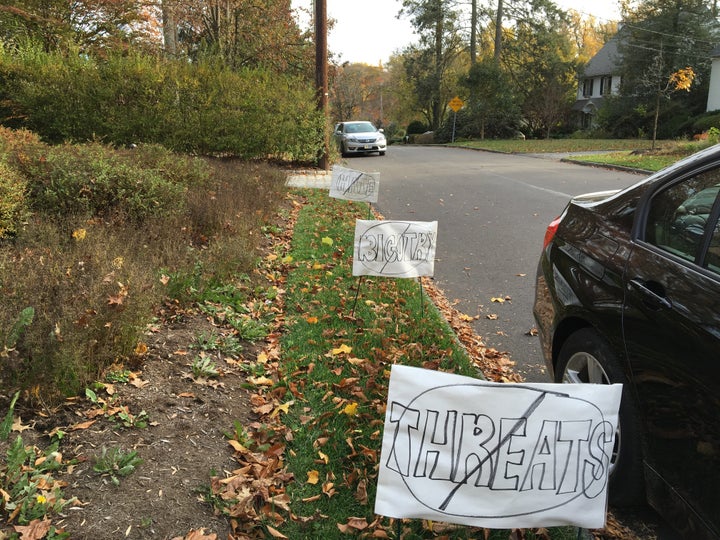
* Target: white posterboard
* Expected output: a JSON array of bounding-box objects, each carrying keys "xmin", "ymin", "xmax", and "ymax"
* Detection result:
[
  {"xmin": 353, "ymin": 220, "xmax": 437, "ymax": 278},
  {"xmin": 375, "ymin": 365, "xmax": 622, "ymax": 529},
  {"xmin": 330, "ymin": 165, "xmax": 379, "ymax": 203}
]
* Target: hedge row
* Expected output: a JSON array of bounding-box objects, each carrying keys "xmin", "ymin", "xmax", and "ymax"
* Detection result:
[{"xmin": 0, "ymin": 43, "xmax": 325, "ymax": 161}]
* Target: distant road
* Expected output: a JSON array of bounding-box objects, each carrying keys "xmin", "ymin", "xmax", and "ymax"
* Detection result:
[{"xmin": 344, "ymin": 145, "xmax": 644, "ymax": 382}]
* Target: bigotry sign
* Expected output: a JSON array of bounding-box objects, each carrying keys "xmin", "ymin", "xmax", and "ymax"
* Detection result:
[
  {"xmin": 353, "ymin": 220, "xmax": 437, "ymax": 278},
  {"xmin": 375, "ymin": 365, "xmax": 622, "ymax": 529},
  {"xmin": 330, "ymin": 165, "xmax": 379, "ymax": 203}
]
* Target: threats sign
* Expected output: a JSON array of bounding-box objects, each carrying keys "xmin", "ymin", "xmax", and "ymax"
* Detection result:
[
  {"xmin": 353, "ymin": 220, "xmax": 437, "ymax": 278},
  {"xmin": 330, "ymin": 165, "xmax": 379, "ymax": 203},
  {"xmin": 375, "ymin": 365, "xmax": 622, "ymax": 529}
]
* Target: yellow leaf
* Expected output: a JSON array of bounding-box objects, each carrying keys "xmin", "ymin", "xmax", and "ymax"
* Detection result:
[
  {"xmin": 491, "ymin": 297, "xmax": 505, "ymax": 303},
  {"xmin": 281, "ymin": 255, "xmax": 293, "ymax": 264},
  {"xmin": 248, "ymin": 375, "xmax": 274, "ymax": 386},
  {"xmin": 266, "ymin": 253, "xmax": 278, "ymax": 261},
  {"xmin": 331, "ymin": 344, "xmax": 352, "ymax": 355},
  {"xmin": 318, "ymin": 451, "xmax": 329, "ymax": 464},
  {"xmin": 321, "ymin": 237, "xmax": 333, "ymax": 246},
  {"xmin": 307, "ymin": 470, "xmax": 320, "ymax": 485},
  {"xmin": 72, "ymin": 228, "xmax": 86, "ymax": 241},
  {"xmin": 257, "ymin": 351, "xmax": 269, "ymax": 364},
  {"xmin": 228, "ymin": 439, "xmax": 248, "ymax": 453},
  {"xmin": 342, "ymin": 402, "xmax": 359, "ymax": 416},
  {"xmin": 312, "ymin": 263, "xmax": 324, "ymax": 270},
  {"xmin": 271, "ymin": 401, "xmax": 294, "ymax": 418}
]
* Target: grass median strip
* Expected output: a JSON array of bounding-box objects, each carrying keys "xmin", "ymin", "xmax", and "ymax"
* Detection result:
[{"xmin": 274, "ymin": 189, "xmax": 575, "ymax": 539}]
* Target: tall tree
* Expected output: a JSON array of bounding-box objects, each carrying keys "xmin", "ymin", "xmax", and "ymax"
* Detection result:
[
  {"xmin": 0, "ymin": 0, "xmax": 155, "ymax": 52},
  {"xmin": 497, "ymin": 0, "xmax": 577, "ymax": 137},
  {"xmin": 400, "ymin": 0, "xmax": 464, "ymax": 130},
  {"xmin": 611, "ymin": 0, "xmax": 720, "ymax": 138}
]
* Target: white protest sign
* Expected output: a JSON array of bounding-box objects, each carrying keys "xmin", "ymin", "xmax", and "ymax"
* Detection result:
[
  {"xmin": 353, "ymin": 220, "xmax": 437, "ymax": 278},
  {"xmin": 330, "ymin": 165, "xmax": 379, "ymax": 203},
  {"xmin": 375, "ymin": 365, "xmax": 622, "ymax": 529}
]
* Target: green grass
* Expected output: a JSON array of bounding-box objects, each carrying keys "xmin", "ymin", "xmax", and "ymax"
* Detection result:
[
  {"xmin": 274, "ymin": 190, "xmax": 579, "ymax": 539},
  {"xmin": 454, "ymin": 138, "xmax": 654, "ymax": 154},
  {"xmin": 452, "ymin": 137, "xmax": 719, "ymax": 172},
  {"xmin": 566, "ymin": 151, "xmax": 683, "ymax": 171}
]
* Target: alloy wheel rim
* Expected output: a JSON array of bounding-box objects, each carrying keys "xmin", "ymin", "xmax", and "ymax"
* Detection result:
[{"xmin": 563, "ymin": 351, "xmax": 621, "ymax": 475}]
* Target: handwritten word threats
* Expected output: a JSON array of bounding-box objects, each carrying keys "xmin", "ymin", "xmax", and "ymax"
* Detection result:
[
  {"xmin": 353, "ymin": 220, "xmax": 437, "ymax": 278},
  {"xmin": 330, "ymin": 165, "xmax": 379, "ymax": 203},
  {"xmin": 375, "ymin": 365, "xmax": 622, "ymax": 529}
]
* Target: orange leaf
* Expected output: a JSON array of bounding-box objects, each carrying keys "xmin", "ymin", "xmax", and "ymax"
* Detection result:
[
  {"xmin": 70, "ymin": 420, "xmax": 96, "ymax": 431},
  {"xmin": 13, "ymin": 518, "xmax": 51, "ymax": 540},
  {"xmin": 307, "ymin": 470, "xmax": 320, "ymax": 485},
  {"xmin": 305, "ymin": 316, "xmax": 319, "ymax": 324}
]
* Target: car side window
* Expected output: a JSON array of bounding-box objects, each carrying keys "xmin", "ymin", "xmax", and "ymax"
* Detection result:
[{"xmin": 645, "ymin": 168, "xmax": 720, "ymax": 267}]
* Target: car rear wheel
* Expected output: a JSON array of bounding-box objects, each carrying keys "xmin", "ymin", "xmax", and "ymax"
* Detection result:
[{"xmin": 556, "ymin": 328, "xmax": 645, "ymax": 506}]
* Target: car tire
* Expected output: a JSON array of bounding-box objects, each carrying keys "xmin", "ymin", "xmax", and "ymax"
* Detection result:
[
  {"xmin": 556, "ymin": 328, "xmax": 645, "ymax": 506},
  {"xmin": 379, "ymin": 151, "xmax": 386, "ymax": 156}
]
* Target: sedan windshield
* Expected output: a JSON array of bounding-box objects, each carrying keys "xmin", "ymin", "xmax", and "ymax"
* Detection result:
[{"xmin": 345, "ymin": 122, "xmax": 376, "ymax": 133}]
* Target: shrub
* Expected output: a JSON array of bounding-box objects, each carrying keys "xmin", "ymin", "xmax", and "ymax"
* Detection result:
[
  {"xmin": 406, "ymin": 120, "xmax": 427, "ymax": 135},
  {"xmin": 0, "ymin": 135, "xmax": 287, "ymax": 401},
  {"xmin": 0, "ymin": 45, "xmax": 325, "ymax": 163},
  {"xmin": 27, "ymin": 142, "xmax": 196, "ymax": 222},
  {"xmin": 0, "ymin": 160, "xmax": 28, "ymax": 238}
]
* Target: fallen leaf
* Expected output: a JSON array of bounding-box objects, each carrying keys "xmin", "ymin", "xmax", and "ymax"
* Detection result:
[
  {"xmin": 13, "ymin": 518, "xmax": 51, "ymax": 540},
  {"xmin": 11, "ymin": 417, "xmax": 31, "ymax": 433},
  {"xmin": 341, "ymin": 402, "xmax": 358, "ymax": 416},
  {"xmin": 490, "ymin": 297, "xmax": 505, "ymax": 303},
  {"xmin": 307, "ymin": 470, "xmax": 320, "ymax": 485},
  {"xmin": 330, "ymin": 344, "xmax": 352, "ymax": 355},
  {"xmin": 266, "ymin": 525, "xmax": 288, "ymax": 538},
  {"xmin": 70, "ymin": 420, "xmax": 96, "ymax": 431},
  {"xmin": 305, "ymin": 316, "xmax": 319, "ymax": 324},
  {"xmin": 248, "ymin": 375, "xmax": 274, "ymax": 386},
  {"xmin": 321, "ymin": 237, "xmax": 333, "ymax": 246}
]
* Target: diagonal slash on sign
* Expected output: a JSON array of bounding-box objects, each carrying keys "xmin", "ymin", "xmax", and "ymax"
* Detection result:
[
  {"xmin": 438, "ymin": 391, "xmax": 548, "ymax": 511},
  {"xmin": 343, "ymin": 171, "xmax": 365, "ymax": 195},
  {"xmin": 380, "ymin": 222, "xmax": 413, "ymax": 274}
]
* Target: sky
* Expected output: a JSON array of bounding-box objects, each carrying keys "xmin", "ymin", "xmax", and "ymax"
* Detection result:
[{"xmin": 290, "ymin": 0, "xmax": 622, "ymax": 66}]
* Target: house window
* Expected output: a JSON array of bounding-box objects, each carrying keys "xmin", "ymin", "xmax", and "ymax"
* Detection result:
[
  {"xmin": 600, "ymin": 76, "xmax": 613, "ymax": 96},
  {"xmin": 582, "ymin": 78, "xmax": 594, "ymax": 98}
]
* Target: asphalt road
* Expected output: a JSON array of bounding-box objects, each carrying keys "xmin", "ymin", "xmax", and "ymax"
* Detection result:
[
  {"xmin": 341, "ymin": 145, "xmax": 684, "ymax": 538},
  {"xmin": 344, "ymin": 145, "xmax": 645, "ymax": 382}
]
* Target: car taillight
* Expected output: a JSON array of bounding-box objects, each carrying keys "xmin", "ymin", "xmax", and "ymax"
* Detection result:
[{"xmin": 543, "ymin": 216, "xmax": 561, "ymax": 250}]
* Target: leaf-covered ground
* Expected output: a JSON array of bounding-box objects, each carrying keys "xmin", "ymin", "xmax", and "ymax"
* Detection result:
[{"xmin": 1, "ymin": 185, "xmax": 662, "ymax": 540}]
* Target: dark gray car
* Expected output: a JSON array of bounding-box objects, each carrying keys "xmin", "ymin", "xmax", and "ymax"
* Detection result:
[{"xmin": 534, "ymin": 144, "xmax": 720, "ymax": 539}]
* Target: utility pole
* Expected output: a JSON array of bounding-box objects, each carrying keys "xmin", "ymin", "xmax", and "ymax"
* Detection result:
[{"xmin": 315, "ymin": 0, "xmax": 329, "ymax": 170}]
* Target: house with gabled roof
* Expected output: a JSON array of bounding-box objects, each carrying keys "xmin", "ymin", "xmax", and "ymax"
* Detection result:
[
  {"xmin": 573, "ymin": 34, "xmax": 623, "ymax": 129},
  {"xmin": 707, "ymin": 45, "xmax": 720, "ymax": 111}
]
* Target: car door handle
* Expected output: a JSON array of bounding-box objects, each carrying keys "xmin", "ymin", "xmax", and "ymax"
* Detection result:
[{"xmin": 628, "ymin": 279, "xmax": 672, "ymax": 309}]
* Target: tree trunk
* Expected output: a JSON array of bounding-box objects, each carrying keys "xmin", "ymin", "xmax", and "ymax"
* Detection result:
[
  {"xmin": 161, "ymin": 0, "xmax": 178, "ymax": 58},
  {"xmin": 470, "ymin": 0, "xmax": 477, "ymax": 65},
  {"xmin": 494, "ymin": 0, "xmax": 503, "ymax": 61}
]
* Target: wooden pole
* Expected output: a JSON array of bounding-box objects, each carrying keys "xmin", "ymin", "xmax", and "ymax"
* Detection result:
[{"xmin": 315, "ymin": 0, "xmax": 329, "ymax": 170}]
